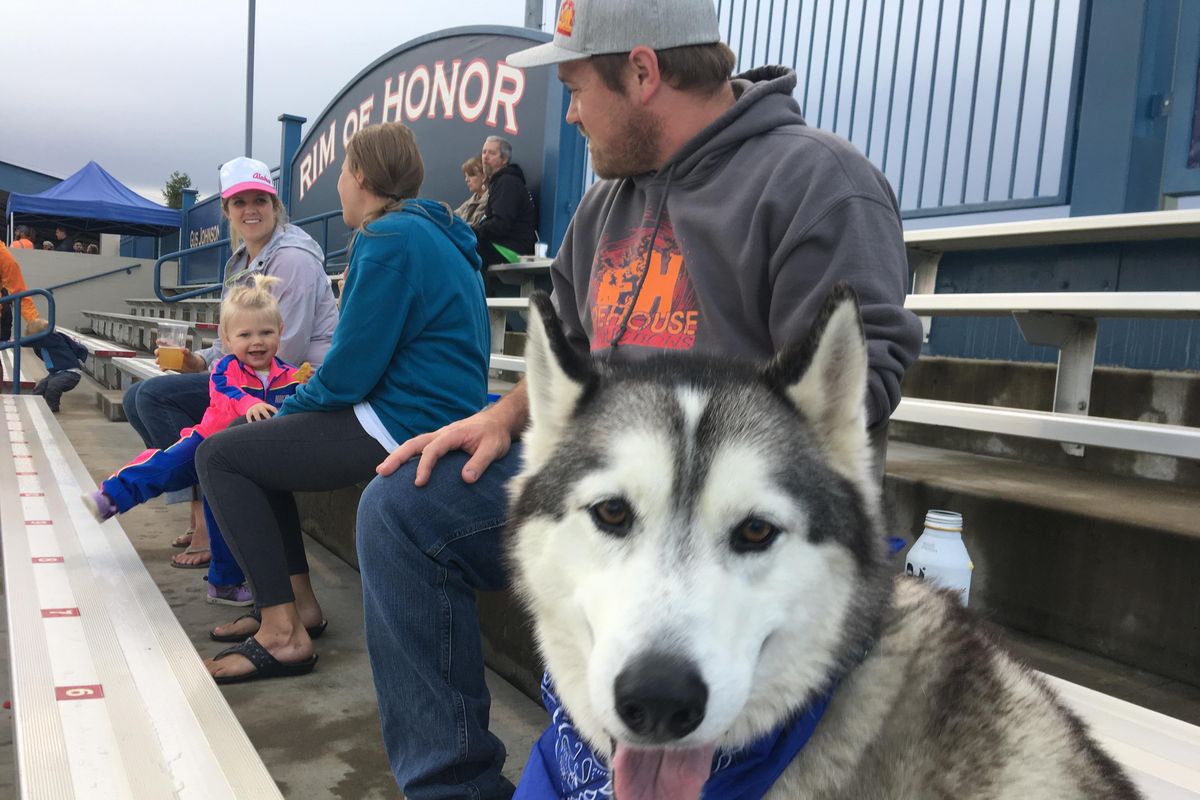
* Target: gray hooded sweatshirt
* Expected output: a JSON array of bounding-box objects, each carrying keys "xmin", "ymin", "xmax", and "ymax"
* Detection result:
[
  {"xmin": 196, "ymin": 222, "xmax": 339, "ymax": 368},
  {"xmin": 552, "ymin": 66, "xmax": 923, "ymax": 426}
]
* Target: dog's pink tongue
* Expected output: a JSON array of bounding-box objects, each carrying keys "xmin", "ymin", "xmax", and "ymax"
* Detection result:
[{"xmin": 612, "ymin": 743, "xmax": 716, "ymax": 800}]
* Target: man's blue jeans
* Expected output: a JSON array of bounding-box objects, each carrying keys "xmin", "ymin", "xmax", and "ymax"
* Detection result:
[
  {"xmin": 357, "ymin": 443, "xmax": 524, "ymax": 800},
  {"xmin": 123, "ymin": 372, "xmax": 210, "ymax": 505}
]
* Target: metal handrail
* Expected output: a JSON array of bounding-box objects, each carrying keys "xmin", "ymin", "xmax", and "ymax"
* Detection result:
[
  {"xmin": 155, "ymin": 210, "xmax": 348, "ymax": 304},
  {"xmin": 291, "ymin": 208, "xmax": 349, "ymax": 263},
  {"xmin": 45, "ymin": 263, "xmax": 141, "ymax": 292},
  {"xmin": 152, "ymin": 239, "xmax": 231, "ymax": 303},
  {"xmin": 0, "ymin": 288, "xmax": 57, "ymax": 395}
]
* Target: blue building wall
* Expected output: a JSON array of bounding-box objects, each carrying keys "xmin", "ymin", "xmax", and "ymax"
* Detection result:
[{"xmin": 0, "ymin": 161, "xmax": 60, "ymax": 195}]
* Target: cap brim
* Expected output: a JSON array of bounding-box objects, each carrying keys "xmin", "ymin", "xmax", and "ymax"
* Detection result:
[
  {"xmin": 506, "ymin": 40, "xmax": 588, "ymax": 68},
  {"xmin": 221, "ymin": 181, "xmax": 277, "ymax": 199}
]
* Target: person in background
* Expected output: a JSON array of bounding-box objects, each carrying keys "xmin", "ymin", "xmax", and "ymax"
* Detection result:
[
  {"xmin": 72, "ymin": 240, "xmax": 85, "ymax": 254},
  {"xmin": 454, "ymin": 156, "xmax": 489, "ymax": 227},
  {"xmin": 54, "ymin": 226, "xmax": 73, "ymax": 252},
  {"xmin": 473, "ymin": 135, "xmax": 537, "ymax": 267},
  {"xmin": 195, "ymin": 121, "xmax": 489, "ymax": 684},
  {"xmin": 121, "ymin": 155, "xmax": 338, "ymax": 577},
  {"xmin": 24, "ymin": 318, "xmax": 86, "ymax": 412},
  {"xmin": 0, "ymin": 240, "xmax": 38, "ymax": 341},
  {"xmin": 41, "ymin": 241, "xmax": 54, "ymax": 250},
  {"xmin": 86, "ymin": 242, "xmax": 99, "ymax": 254},
  {"xmin": 11, "ymin": 226, "xmax": 35, "ymax": 249}
]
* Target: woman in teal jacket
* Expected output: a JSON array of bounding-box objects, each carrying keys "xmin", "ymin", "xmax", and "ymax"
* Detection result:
[{"xmin": 196, "ymin": 122, "xmax": 490, "ymax": 683}]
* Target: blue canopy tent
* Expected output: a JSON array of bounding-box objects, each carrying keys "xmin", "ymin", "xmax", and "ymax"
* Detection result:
[{"xmin": 5, "ymin": 161, "xmax": 180, "ymax": 242}]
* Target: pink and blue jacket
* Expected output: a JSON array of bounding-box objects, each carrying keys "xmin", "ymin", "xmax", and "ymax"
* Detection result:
[{"xmin": 187, "ymin": 353, "xmax": 304, "ymax": 439}]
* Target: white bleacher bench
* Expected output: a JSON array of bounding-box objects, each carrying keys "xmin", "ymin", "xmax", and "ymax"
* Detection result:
[
  {"xmin": 110, "ymin": 356, "xmax": 168, "ymax": 389},
  {"xmin": 486, "ymin": 297, "xmax": 530, "ymax": 355},
  {"xmin": 901, "ymin": 291, "xmax": 1200, "ymax": 457},
  {"xmin": 126, "ymin": 298, "xmax": 220, "ymax": 324},
  {"xmin": 1044, "ymin": 675, "xmax": 1200, "ymax": 799},
  {"xmin": 0, "ymin": 394, "xmax": 282, "ymax": 798},
  {"xmin": 83, "ymin": 311, "xmax": 209, "ymax": 353},
  {"xmin": 1, "ymin": 349, "xmax": 45, "ymax": 391},
  {"xmin": 488, "ymin": 257, "xmax": 552, "ymax": 297},
  {"xmin": 489, "ymin": 353, "xmax": 527, "ymax": 373},
  {"xmin": 55, "ymin": 327, "xmax": 135, "ymax": 391},
  {"xmin": 904, "ymin": 208, "xmax": 1200, "ymax": 296}
]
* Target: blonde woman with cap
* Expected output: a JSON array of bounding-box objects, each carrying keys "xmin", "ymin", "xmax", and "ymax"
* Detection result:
[{"xmin": 122, "ymin": 156, "xmax": 338, "ymax": 593}]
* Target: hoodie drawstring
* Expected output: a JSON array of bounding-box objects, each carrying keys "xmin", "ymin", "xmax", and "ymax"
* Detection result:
[{"xmin": 608, "ymin": 165, "xmax": 676, "ymax": 353}]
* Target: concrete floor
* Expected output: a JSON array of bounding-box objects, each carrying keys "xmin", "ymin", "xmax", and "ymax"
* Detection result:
[
  {"xmin": 2, "ymin": 374, "xmax": 1197, "ymax": 797},
  {"xmin": 0, "ymin": 374, "xmax": 546, "ymax": 799}
]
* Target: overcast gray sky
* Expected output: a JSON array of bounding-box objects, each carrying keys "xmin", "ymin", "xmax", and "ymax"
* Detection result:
[{"xmin": 1, "ymin": 0, "xmax": 539, "ymax": 203}]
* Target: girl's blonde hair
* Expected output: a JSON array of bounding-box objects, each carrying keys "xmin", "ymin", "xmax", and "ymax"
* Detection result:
[
  {"xmin": 219, "ymin": 274, "xmax": 283, "ymax": 339},
  {"xmin": 221, "ymin": 192, "xmax": 288, "ymax": 254},
  {"xmin": 345, "ymin": 122, "xmax": 428, "ymax": 229},
  {"xmin": 25, "ymin": 317, "xmax": 49, "ymax": 335}
]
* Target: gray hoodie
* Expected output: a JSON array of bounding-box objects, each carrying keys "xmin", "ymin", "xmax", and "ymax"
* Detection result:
[
  {"xmin": 552, "ymin": 66, "xmax": 923, "ymax": 425},
  {"xmin": 196, "ymin": 223, "xmax": 339, "ymax": 368}
]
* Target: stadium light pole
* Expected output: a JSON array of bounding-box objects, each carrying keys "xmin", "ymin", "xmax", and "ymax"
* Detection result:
[
  {"xmin": 525, "ymin": 0, "xmax": 543, "ymax": 29},
  {"xmin": 245, "ymin": 0, "xmax": 256, "ymax": 157}
]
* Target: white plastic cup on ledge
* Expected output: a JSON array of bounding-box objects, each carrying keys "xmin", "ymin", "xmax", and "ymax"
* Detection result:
[{"xmin": 534, "ymin": 242, "xmax": 549, "ymax": 259}]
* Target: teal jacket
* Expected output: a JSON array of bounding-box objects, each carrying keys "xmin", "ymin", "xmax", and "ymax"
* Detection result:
[{"xmin": 276, "ymin": 199, "xmax": 490, "ymax": 441}]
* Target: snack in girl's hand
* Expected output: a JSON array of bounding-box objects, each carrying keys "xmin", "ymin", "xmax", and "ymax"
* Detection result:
[{"xmin": 293, "ymin": 362, "xmax": 315, "ymax": 383}]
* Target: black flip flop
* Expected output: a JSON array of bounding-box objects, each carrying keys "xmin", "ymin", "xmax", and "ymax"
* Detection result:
[
  {"xmin": 211, "ymin": 636, "xmax": 318, "ymax": 685},
  {"xmin": 209, "ymin": 609, "xmax": 329, "ymax": 643}
]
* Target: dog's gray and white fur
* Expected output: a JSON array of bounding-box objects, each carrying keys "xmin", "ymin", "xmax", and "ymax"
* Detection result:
[{"xmin": 507, "ymin": 287, "xmax": 1141, "ymax": 799}]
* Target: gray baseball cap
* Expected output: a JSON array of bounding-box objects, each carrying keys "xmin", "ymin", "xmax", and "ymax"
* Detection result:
[{"xmin": 506, "ymin": 0, "xmax": 721, "ymax": 68}]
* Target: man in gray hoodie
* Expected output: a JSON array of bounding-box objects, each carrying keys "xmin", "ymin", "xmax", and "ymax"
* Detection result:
[{"xmin": 356, "ymin": 1, "xmax": 922, "ymax": 797}]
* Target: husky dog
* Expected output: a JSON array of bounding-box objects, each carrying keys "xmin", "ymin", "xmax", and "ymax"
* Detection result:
[{"xmin": 507, "ymin": 288, "xmax": 1141, "ymax": 800}]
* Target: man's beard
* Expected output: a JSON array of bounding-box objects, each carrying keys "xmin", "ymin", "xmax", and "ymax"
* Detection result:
[{"xmin": 588, "ymin": 105, "xmax": 663, "ymax": 179}]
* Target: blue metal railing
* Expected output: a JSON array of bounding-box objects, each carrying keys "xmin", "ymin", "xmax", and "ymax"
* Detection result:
[
  {"xmin": 154, "ymin": 210, "xmax": 348, "ymax": 303},
  {"xmin": 291, "ymin": 209, "xmax": 349, "ymax": 264},
  {"xmin": 703, "ymin": 0, "xmax": 1088, "ymax": 218},
  {"xmin": 0, "ymin": 288, "xmax": 56, "ymax": 395}
]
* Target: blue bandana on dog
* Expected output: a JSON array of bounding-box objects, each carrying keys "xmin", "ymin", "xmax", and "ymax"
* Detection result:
[{"xmin": 514, "ymin": 673, "xmax": 833, "ymax": 800}]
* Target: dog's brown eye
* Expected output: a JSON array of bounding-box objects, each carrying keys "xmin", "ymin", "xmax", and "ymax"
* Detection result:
[
  {"xmin": 731, "ymin": 517, "xmax": 779, "ymax": 552},
  {"xmin": 589, "ymin": 498, "xmax": 632, "ymax": 535}
]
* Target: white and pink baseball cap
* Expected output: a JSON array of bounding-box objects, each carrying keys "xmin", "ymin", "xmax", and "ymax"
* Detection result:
[{"xmin": 219, "ymin": 156, "xmax": 277, "ymax": 199}]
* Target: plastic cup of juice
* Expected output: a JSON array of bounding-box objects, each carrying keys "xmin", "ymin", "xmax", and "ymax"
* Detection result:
[{"xmin": 156, "ymin": 320, "xmax": 190, "ymax": 370}]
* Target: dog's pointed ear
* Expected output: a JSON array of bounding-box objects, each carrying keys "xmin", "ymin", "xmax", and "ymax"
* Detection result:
[
  {"xmin": 523, "ymin": 291, "xmax": 593, "ymax": 469},
  {"xmin": 764, "ymin": 284, "xmax": 870, "ymax": 483}
]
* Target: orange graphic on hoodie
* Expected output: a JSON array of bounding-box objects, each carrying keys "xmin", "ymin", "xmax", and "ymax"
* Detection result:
[{"xmin": 591, "ymin": 212, "xmax": 699, "ymax": 351}]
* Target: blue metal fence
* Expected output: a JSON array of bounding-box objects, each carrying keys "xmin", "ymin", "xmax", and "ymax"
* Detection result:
[
  {"xmin": 543, "ymin": 0, "xmax": 1089, "ymax": 218},
  {"xmin": 718, "ymin": 0, "xmax": 1088, "ymax": 216}
]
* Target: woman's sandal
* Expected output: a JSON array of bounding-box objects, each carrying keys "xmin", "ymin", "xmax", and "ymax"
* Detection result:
[
  {"xmin": 170, "ymin": 545, "xmax": 210, "ymax": 569},
  {"xmin": 209, "ymin": 609, "xmax": 329, "ymax": 643},
  {"xmin": 210, "ymin": 637, "xmax": 318, "ymax": 685},
  {"xmin": 171, "ymin": 529, "xmax": 194, "ymax": 548}
]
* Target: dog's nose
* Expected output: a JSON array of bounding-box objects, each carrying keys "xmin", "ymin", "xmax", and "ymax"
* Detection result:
[{"xmin": 614, "ymin": 652, "xmax": 707, "ymax": 741}]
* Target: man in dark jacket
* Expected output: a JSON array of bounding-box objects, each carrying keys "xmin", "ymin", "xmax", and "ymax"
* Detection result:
[
  {"xmin": 24, "ymin": 318, "xmax": 87, "ymax": 412},
  {"xmin": 474, "ymin": 136, "xmax": 538, "ymax": 267}
]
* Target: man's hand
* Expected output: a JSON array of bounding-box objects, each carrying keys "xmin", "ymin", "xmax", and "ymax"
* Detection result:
[
  {"xmin": 377, "ymin": 409, "xmax": 513, "ymax": 487},
  {"xmin": 245, "ymin": 402, "xmax": 277, "ymax": 422}
]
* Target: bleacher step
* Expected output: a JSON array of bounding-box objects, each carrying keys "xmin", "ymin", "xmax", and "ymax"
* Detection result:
[
  {"xmin": 95, "ymin": 390, "xmax": 127, "ymax": 422},
  {"xmin": 884, "ymin": 441, "xmax": 1200, "ymax": 686}
]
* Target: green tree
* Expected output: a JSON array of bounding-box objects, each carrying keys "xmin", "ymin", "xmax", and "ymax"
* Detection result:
[{"xmin": 162, "ymin": 171, "xmax": 193, "ymax": 209}]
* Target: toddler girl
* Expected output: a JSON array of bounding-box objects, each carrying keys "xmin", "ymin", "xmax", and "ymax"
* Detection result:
[{"xmin": 83, "ymin": 275, "xmax": 309, "ymax": 604}]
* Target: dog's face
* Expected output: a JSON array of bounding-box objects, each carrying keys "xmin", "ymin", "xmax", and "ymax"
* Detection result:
[{"xmin": 508, "ymin": 288, "xmax": 885, "ymax": 799}]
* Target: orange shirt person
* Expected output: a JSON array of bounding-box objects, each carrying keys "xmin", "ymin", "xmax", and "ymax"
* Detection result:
[
  {"xmin": 10, "ymin": 226, "xmax": 35, "ymax": 249},
  {"xmin": 0, "ymin": 241, "xmax": 39, "ymax": 324}
]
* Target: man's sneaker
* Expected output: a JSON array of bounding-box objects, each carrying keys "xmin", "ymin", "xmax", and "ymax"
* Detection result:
[
  {"xmin": 207, "ymin": 582, "xmax": 254, "ymax": 607},
  {"xmin": 81, "ymin": 490, "xmax": 117, "ymax": 522}
]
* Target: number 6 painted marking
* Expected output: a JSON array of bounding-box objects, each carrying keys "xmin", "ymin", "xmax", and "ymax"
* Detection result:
[{"xmin": 55, "ymin": 685, "xmax": 105, "ymax": 701}]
